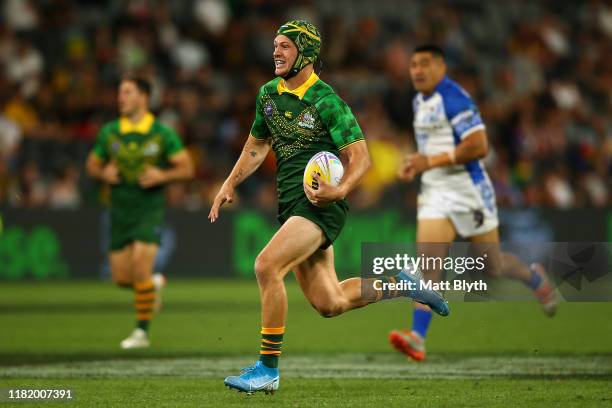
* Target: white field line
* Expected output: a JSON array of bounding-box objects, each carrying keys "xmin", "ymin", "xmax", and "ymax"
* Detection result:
[{"xmin": 1, "ymin": 354, "xmax": 611, "ymax": 380}]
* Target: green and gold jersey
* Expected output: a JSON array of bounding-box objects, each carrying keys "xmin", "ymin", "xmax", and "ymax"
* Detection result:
[
  {"xmin": 91, "ymin": 112, "xmax": 184, "ymax": 213},
  {"xmin": 250, "ymin": 72, "xmax": 364, "ymax": 204}
]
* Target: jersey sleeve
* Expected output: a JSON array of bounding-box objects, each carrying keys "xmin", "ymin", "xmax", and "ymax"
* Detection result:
[
  {"xmin": 441, "ymin": 86, "xmax": 485, "ymax": 140},
  {"xmin": 163, "ymin": 127, "xmax": 184, "ymax": 158},
  {"xmin": 91, "ymin": 124, "xmax": 111, "ymax": 161},
  {"xmin": 250, "ymin": 87, "xmax": 271, "ymax": 139},
  {"xmin": 316, "ymin": 93, "xmax": 365, "ymax": 150}
]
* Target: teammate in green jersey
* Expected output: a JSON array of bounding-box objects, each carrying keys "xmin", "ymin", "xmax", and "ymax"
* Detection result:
[
  {"xmin": 209, "ymin": 20, "xmax": 449, "ymax": 394},
  {"xmin": 87, "ymin": 77, "xmax": 193, "ymax": 349}
]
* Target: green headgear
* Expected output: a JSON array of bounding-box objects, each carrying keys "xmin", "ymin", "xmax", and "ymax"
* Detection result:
[{"xmin": 277, "ymin": 20, "xmax": 321, "ymax": 78}]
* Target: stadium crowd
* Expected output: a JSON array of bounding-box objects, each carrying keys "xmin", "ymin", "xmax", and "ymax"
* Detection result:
[{"xmin": 0, "ymin": 0, "xmax": 610, "ymax": 210}]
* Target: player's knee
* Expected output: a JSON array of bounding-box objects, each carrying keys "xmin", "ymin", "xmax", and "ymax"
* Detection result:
[
  {"xmin": 313, "ymin": 301, "xmax": 344, "ymax": 318},
  {"xmin": 131, "ymin": 258, "xmax": 154, "ymax": 280},
  {"xmin": 254, "ymin": 254, "xmax": 280, "ymax": 285},
  {"xmin": 111, "ymin": 267, "xmax": 131, "ymax": 286}
]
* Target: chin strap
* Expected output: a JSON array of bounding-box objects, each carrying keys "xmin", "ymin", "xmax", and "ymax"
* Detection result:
[
  {"xmin": 282, "ymin": 58, "xmax": 323, "ymax": 80},
  {"xmin": 315, "ymin": 58, "xmax": 323, "ymax": 75},
  {"xmin": 282, "ymin": 68, "xmax": 299, "ymax": 80}
]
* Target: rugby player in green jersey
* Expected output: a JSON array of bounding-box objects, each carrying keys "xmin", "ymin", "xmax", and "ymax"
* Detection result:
[
  {"xmin": 87, "ymin": 77, "xmax": 193, "ymax": 349},
  {"xmin": 209, "ymin": 20, "xmax": 449, "ymax": 394}
]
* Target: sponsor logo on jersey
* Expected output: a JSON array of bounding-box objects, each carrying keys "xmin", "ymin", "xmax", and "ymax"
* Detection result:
[
  {"xmin": 143, "ymin": 142, "xmax": 160, "ymax": 157},
  {"xmin": 423, "ymin": 102, "xmax": 443, "ymax": 124},
  {"xmin": 298, "ymin": 112, "xmax": 315, "ymax": 129}
]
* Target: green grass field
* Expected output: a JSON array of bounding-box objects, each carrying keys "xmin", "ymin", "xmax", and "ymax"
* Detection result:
[{"xmin": 1, "ymin": 280, "xmax": 611, "ymax": 407}]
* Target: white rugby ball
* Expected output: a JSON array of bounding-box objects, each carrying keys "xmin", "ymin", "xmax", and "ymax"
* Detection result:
[{"xmin": 303, "ymin": 151, "xmax": 344, "ymax": 190}]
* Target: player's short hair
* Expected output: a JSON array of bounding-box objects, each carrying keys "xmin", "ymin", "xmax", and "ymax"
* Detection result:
[
  {"xmin": 120, "ymin": 76, "xmax": 152, "ymax": 96},
  {"xmin": 413, "ymin": 44, "xmax": 445, "ymax": 60}
]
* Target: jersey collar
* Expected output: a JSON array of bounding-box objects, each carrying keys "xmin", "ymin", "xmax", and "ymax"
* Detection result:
[
  {"xmin": 431, "ymin": 75, "xmax": 451, "ymax": 94},
  {"xmin": 277, "ymin": 72, "xmax": 319, "ymax": 100},
  {"xmin": 421, "ymin": 75, "xmax": 450, "ymax": 101},
  {"xmin": 119, "ymin": 112, "xmax": 155, "ymax": 134}
]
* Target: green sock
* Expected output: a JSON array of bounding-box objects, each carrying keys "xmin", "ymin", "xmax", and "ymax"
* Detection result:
[
  {"xmin": 137, "ymin": 320, "xmax": 150, "ymax": 331},
  {"xmin": 259, "ymin": 327, "xmax": 284, "ymax": 368}
]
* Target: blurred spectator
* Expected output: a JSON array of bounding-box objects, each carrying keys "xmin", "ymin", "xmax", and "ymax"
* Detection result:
[
  {"xmin": 3, "ymin": 35, "xmax": 43, "ymax": 97},
  {"xmin": 0, "ymin": 112, "xmax": 21, "ymax": 163},
  {"xmin": 48, "ymin": 164, "xmax": 81, "ymax": 209},
  {"xmin": 193, "ymin": 0, "xmax": 231, "ymax": 36},
  {"xmin": 2, "ymin": 88, "xmax": 38, "ymax": 134},
  {"xmin": 3, "ymin": 0, "xmax": 38, "ymax": 32},
  {"xmin": 0, "ymin": 0, "xmax": 609, "ymax": 210},
  {"xmin": 543, "ymin": 166, "xmax": 575, "ymax": 209},
  {"xmin": 9, "ymin": 161, "xmax": 47, "ymax": 207}
]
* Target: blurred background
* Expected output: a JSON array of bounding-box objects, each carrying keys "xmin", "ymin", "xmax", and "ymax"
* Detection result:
[
  {"xmin": 0, "ymin": 0, "xmax": 610, "ymax": 280},
  {"xmin": 0, "ymin": 4, "xmax": 611, "ymax": 403}
]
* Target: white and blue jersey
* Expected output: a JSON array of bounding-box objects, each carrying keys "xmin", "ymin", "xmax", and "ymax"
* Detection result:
[{"xmin": 413, "ymin": 76, "xmax": 498, "ymax": 237}]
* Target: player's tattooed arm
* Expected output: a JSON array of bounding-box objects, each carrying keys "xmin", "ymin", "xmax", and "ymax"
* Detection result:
[
  {"xmin": 209, "ymin": 135, "xmax": 270, "ymax": 222},
  {"xmin": 228, "ymin": 135, "xmax": 270, "ymax": 188},
  {"xmin": 233, "ymin": 169, "xmax": 243, "ymax": 183}
]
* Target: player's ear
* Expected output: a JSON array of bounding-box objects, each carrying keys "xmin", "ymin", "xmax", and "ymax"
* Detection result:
[{"xmin": 439, "ymin": 59, "xmax": 447, "ymax": 73}]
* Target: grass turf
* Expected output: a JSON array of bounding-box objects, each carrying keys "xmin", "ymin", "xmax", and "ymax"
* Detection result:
[
  {"xmin": 1, "ymin": 378, "xmax": 611, "ymax": 408},
  {"xmin": 1, "ymin": 280, "xmax": 611, "ymax": 407}
]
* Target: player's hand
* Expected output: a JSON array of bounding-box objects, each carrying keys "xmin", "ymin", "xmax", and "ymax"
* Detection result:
[
  {"xmin": 398, "ymin": 154, "xmax": 429, "ymax": 182},
  {"xmin": 101, "ymin": 161, "xmax": 120, "ymax": 185},
  {"xmin": 304, "ymin": 172, "xmax": 344, "ymax": 207},
  {"xmin": 209, "ymin": 182, "xmax": 235, "ymax": 223},
  {"xmin": 139, "ymin": 165, "xmax": 167, "ymax": 188}
]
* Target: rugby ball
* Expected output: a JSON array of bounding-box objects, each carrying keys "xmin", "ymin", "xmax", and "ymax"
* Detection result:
[{"xmin": 303, "ymin": 151, "xmax": 344, "ymax": 190}]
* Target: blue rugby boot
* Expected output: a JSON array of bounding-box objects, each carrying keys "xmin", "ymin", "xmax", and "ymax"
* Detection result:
[
  {"xmin": 397, "ymin": 269, "xmax": 450, "ymax": 317},
  {"xmin": 224, "ymin": 361, "xmax": 280, "ymax": 395}
]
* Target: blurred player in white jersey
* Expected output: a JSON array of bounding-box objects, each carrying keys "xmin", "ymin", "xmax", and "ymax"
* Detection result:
[{"xmin": 389, "ymin": 45, "xmax": 558, "ymax": 361}]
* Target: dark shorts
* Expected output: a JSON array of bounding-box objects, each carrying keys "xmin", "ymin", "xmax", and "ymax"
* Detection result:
[
  {"xmin": 110, "ymin": 210, "xmax": 163, "ymax": 251},
  {"xmin": 277, "ymin": 197, "xmax": 348, "ymax": 249}
]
